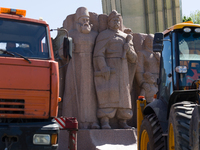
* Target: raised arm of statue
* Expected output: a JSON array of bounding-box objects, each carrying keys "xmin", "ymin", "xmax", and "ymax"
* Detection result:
[
  {"xmin": 93, "ymin": 32, "xmax": 112, "ymax": 80},
  {"xmin": 123, "ymin": 34, "xmax": 137, "ymax": 63}
]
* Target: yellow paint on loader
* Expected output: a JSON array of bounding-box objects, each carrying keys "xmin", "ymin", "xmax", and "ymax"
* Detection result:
[
  {"xmin": 137, "ymin": 96, "xmax": 147, "ymax": 150},
  {"xmin": 168, "ymin": 123, "xmax": 175, "ymax": 150},
  {"xmin": 140, "ymin": 129, "xmax": 149, "ymax": 150}
]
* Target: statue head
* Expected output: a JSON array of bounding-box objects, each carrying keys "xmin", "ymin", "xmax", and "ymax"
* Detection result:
[
  {"xmin": 144, "ymin": 34, "xmax": 154, "ymax": 50},
  {"xmin": 108, "ymin": 10, "xmax": 121, "ymax": 31},
  {"xmin": 75, "ymin": 7, "xmax": 92, "ymax": 34}
]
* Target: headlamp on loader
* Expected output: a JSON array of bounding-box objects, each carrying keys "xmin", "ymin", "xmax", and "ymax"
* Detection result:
[
  {"xmin": 175, "ymin": 66, "xmax": 187, "ymax": 73},
  {"xmin": 195, "ymin": 28, "xmax": 200, "ymax": 33},
  {"xmin": 183, "ymin": 27, "xmax": 191, "ymax": 33}
]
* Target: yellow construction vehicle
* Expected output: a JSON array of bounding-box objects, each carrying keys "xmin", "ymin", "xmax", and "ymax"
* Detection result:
[{"xmin": 137, "ymin": 21, "xmax": 200, "ymax": 149}]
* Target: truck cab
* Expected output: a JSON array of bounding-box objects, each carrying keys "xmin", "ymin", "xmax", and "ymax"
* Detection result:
[{"xmin": 0, "ymin": 8, "xmax": 60, "ymax": 149}]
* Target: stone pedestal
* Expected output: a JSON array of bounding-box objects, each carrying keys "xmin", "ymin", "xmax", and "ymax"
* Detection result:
[{"xmin": 58, "ymin": 129, "xmax": 137, "ymax": 150}]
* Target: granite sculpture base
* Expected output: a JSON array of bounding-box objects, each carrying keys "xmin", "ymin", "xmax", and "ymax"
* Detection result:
[{"xmin": 58, "ymin": 129, "xmax": 137, "ymax": 150}]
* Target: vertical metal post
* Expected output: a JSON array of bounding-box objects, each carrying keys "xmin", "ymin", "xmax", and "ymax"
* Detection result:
[
  {"xmin": 68, "ymin": 130, "xmax": 77, "ymax": 150},
  {"xmin": 65, "ymin": 117, "xmax": 78, "ymax": 150},
  {"xmin": 55, "ymin": 117, "xmax": 78, "ymax": 150}
]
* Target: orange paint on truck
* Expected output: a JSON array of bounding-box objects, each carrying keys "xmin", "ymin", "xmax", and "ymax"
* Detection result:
[{"xmin": 0, "ymin": 8, "xmax": 60, "ymax": 149}]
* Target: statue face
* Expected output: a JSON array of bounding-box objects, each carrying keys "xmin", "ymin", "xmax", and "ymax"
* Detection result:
[
  {"xmin": 78, "ymin": 16, "xmax": 89, "ymax": 25},
  {"xmin": 108, "ymin": 16, "xmax": 120, "ymax": 31},
  {"xmin": 77, "ymin": 16, "xmax": 91, "ymax": 34}
]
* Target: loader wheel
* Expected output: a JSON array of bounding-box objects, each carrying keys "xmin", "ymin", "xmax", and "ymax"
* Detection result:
[
  {"xmin": 139, "ymin": 114, "xmax": 164, "ymax": 150},
  {"xmin": 168, "ymin": 101, "xmax": 196, "ymax": 150}
]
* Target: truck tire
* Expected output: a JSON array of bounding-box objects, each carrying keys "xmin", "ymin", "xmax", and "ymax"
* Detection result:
[
  {"xmin": 168, "ymin": 101, "xmax": 196, "ymax": 150},
  {"xmin": 139, "ymin": 113, "xmax": 164, "ymax": 150}
]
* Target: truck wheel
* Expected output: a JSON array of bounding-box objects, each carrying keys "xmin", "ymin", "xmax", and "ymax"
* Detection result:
[
  {"xmin": 168, "ymin": 101, "xmax": 196, "ymax": 150},
  {"xmin": 139, "ymin": 114, "xmax": 164, "ymax": 150}
]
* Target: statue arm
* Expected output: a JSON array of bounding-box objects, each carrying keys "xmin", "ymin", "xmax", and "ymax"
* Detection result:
[
  {"xmin": 126, "ymin": 45, "xmax": 138, "ymax": 63},
  {"xmin": 94, "ymin": 56, "xmax": 109, "ymax": 71},
  {"xmin": 93, "ymin": 32, "xmax": 110, "ymax": 71},
  {"xmin": 93, "ymin": 41, "xmax": 110, "ymax": 80},
  {"xmin": 135, "ymin": 51, "xmax": 145, "ymax": 87}
]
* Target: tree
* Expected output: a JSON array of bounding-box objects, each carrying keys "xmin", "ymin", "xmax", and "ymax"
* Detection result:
[
  {"xmin": 182, "ymin": 16, "xmax": 192, "ymax": 22},
  {"xmin": 190, "ymin": 10, "xmax": 200, "ymax": 24}
]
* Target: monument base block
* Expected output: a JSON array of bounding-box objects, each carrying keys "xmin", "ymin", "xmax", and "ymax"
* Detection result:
[{"xmin": 58, "ymin": 129, "xmax": 137, "ymax": 150}]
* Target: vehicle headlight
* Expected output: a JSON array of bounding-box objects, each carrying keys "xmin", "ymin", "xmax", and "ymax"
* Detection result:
[
  {"xmin": 33, "ymin": 134, "xmax": 50, "ymax": 145},
  {"xmin": 175, "ymin": 66, "xmax": 187, "ymax": 73},
  {"xmin": 195, "ymin": 28, "xmax": 200, "ymax": 33},
  {"xmin": 183, "ymin": 27, "xmax": 191, "ymax": 33}
]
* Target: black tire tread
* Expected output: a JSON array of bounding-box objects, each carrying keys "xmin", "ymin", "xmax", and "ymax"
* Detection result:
[
  {"xmin": 139, "ymin": 113, "xmax": 164, "ymax": 150},
  {"xmin": 168, "ymin": 101, "xmax": 196, "ymax": 150}
]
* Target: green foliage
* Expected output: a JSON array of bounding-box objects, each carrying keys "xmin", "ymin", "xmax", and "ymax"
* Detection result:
[
  {"xmin": 190, "ymin": 10, "xmax": 200, "ymax": 24},
  {"xmin": 182, "ymin": 16, "xmax": 192, "ymax": 22}
]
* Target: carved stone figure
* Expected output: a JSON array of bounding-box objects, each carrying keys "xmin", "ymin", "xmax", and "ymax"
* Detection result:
[
  {"xmin": 93, "ymin": 10, "xmax": 138, "ymax": 129},
  {"xmin": 135, "ymin": 34, "xmax": 160, "ymax": 103},
  {"xmin": 140, "ymin": 72, "xmax": 158, "ymax": 102},
  {"xmin": 61, "ymin": 7, "xmax": 99, "ymax": 129},
  {"xmin": 52, "ymin": 28, "xmax": 69, "ymax": 116}
]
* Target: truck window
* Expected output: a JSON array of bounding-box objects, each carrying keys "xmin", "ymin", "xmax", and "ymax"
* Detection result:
[{"xmin": 0, "ymin": 18, "xmax": 50, "ymax": 59}]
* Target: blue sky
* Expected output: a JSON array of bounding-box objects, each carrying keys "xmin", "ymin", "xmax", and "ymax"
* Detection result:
[
  {"xmin": 182, "ymin": 0, "xmax": 200, "ymax": 17},
  {"xmin": 1, "ymin": 0, "xmax": 199, "ymax": 38},
  {"xmin": 1, "ymin": 0, "xmax": 103, "ymax": 38}
]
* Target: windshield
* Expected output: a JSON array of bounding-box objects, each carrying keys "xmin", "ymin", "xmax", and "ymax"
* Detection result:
[
  {"xmin": 178, "ymin": 29, "xmax": 200, "ymax": 88},
  {"xmin": 0, "ymin": 18, "xmax": 50, "ymax": 59}
]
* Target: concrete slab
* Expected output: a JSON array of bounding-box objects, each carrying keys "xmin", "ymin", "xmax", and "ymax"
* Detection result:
[{"xmin": 58, "ymin": 128, "xmax": 137, "ymax": 150}]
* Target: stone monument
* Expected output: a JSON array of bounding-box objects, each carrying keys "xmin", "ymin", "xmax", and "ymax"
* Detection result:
[
  {"xmin": 135, "ymin": 34, "xmax": 160, "ymax": 103},
  {"xmin": 55, "ymin": 6, "xmax": 161, "ymax": 150},
  {"xmin": 52, "ymin": 27, "xmax": 68, "ymax": 116},
  {"xmin": 93, "ymin": 10, "xmax": 138, "ymax": 129},
  {"xmin": 61, "ymin": 7, "xmax": 99, "ymax": 129}
]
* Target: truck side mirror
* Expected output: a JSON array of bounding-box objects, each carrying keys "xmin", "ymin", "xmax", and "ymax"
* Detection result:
[
  {"xmin": 153, "ymin": 33, "xmax": 164, "ymax": 52},
  {"xmin": 63, "ymin": 37, "xmax": 72, "ymax": 59}
]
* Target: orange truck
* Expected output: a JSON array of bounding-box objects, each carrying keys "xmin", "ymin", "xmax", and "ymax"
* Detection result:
[{"xmin": 0, "ymin": 7, "xmax": 62, "ymax": 149}]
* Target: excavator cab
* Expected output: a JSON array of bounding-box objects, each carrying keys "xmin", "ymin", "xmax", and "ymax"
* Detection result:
[
  {"xmin": 155, "ymin": 24, "xmax": 200, "ymax": 103},
  {"xmin": 138, "ymin": 22, "xmax": 200, "ymax": 150}
]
